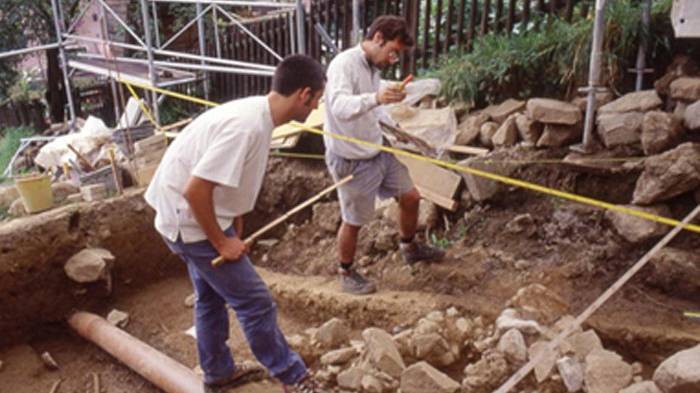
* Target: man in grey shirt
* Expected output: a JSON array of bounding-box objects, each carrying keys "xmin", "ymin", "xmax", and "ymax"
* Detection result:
[{"xmin": 324, "ymin": 16, "xmax": 445, "ymax": 295}]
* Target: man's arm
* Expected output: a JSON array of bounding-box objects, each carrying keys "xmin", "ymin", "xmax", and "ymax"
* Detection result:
[
  {"xmin": 183, "ymin": 176, "xmax": 247, "ymax": 261},
  {"xmin": 233, "ymin": 216, "xmax": 244, "ymax": 237},
  {"xmin": 327, "ymin": 68, "xmax": 405, "ymax": 121}
]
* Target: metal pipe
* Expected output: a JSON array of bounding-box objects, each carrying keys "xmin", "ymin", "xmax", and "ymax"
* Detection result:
[
  {"xmin": 50, "ymin": 0, "xmax": 77, "ymax": 128},
  {"xmin": 160, "ymin": 4, "xmax": 213, "ymax": 50},
  {"xmin": 315, "ymin": 23, "xmax": 339, "ymax": 54},
  {"xmin": 0, "ymin": 43, "xmax": 60, "ymax": 60},
  {"xmin": 68, "ymin": 311, "xmax": 205, "ymax": 393},
  {"xmin": 152, "ymin": 1, "xmax": 162, "ymax": 48},
  {"xmin": 288, "ymin": 11, "xmax": 297, "ymax": 53},
  {"xmin": 212, "ymin": 7, "xmax": 222, "ymax": 59},
  {"xmin": 295, "ymin": 0, "xmax": 306, "ymax": 54},
  {"xmin": 196, "ymin": 2, "xmax": 210, "ymax": 99},
  {"xmin": 66, "ymin": 34, "xmax": 275, "ymax": 70},
  {"xmin": 580, "ymin": 0, "xmax": 607, "ymax": 151},
  {"xmin": 77, "ymin": 53, "xmax": 274, "ymax": 76},
  {"xmin": 66, "ymin": 1, "xmax": 92, "ymax": 34},
  {"xmin": 352, "ymin": 0, "xmax": 361, "ymax": 45},
  {"xmin": 150, "ymin": 0, "xmax": 296, "ymax": 8},
  {"xmin": 216, "ymin": 5, "xmax": 284, "ymax": 61},
  {"xmin": 140, "ymin": 0, "xmax": 160, "ymax": 123},
  {"xmin": 635, "ymin": 0, "xmax": 652, "ymax": 91},
  {"xmin": 96, "ymin": 0, "xmax": 147, "ymax": 47}
]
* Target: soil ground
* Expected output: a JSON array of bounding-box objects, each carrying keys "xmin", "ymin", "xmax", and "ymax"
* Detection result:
[{"xmin": 1, "ymin": 154, "xmax": 699, "ymax": 393}]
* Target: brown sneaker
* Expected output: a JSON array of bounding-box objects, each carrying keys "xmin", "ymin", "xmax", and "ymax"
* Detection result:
[
  {"xmin": 204, "ymin": 361, "xmax": 266, "ymax": 391},
  {"xmin": 283, "ymin": 374, "xmax": 328, "ymax": 393}
]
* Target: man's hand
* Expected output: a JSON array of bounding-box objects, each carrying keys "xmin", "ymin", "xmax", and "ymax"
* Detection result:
[
  {"xmin": 214, "ymin": 236, "xmax": 248, "ymax": 261},
  {"xmin": 376, "ymin": 85, "xmax": 406, "ymax": 105}
]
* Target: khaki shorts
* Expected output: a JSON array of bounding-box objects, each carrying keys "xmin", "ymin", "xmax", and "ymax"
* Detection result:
[{"xmin": 325, "ymin": 150, "xmax": 414, "ymax": 226}]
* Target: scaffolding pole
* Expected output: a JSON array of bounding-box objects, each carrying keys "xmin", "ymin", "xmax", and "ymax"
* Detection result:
[
  {"xmin": 634, "ymin": 0, "xmax": 652, "ymax": 91},
  {"xmin": 196, "ymin": 2, "xmax": 210, "ymax": 99},
  {"xmin": 140, "ymin": 0, "xmax": 160, "ymax": 123},
  {"xmin": 295, "ymin": 0, "xmax": 306, "ymax": 54},
  {"xmin": 50, "ymin": 0, "xmax": 77, "ymax": 128},
  {"xmin": 579, "ymin": 0, "xmax": 608, "ymax": 152}
]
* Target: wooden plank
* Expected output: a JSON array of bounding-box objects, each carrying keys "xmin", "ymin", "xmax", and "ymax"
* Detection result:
[
  {"xmin": 417, "ymin": 186, "xmax": 458, "ymax": 211},
  {"xmin": 270, "ymin": 103, "xmax": 326, "ymax": 149},
  {"xmin": 447, "ymin": 145, "xmax": 490, "ymax": 156},
  {"xmin": 395, "ymin": 154, "xmax": 462, "ymax": 208}
]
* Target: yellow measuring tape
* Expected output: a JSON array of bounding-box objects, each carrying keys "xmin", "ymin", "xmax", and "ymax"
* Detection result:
[{"xmin": 119, "ymin": 79, "xmax": 700, "ymax": 235}]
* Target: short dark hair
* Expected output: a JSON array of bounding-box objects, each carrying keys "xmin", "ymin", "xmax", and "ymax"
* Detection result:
[
  {"xmin": 365, "ymin": 15, "xmax": 414, "ymax": 47},
  {"xmin": 272, "ymin": 55, "xmax": 326, "ymax": 96}
]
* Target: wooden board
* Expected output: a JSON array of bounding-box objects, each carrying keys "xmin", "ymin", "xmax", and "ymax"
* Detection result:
[
  {"xmin": 270, "ymin": 103, "xmax": 325, "ymax": 150},
  {"xmin": 395, "ymin": 154, "xmax": 462, "ymax": 211}
]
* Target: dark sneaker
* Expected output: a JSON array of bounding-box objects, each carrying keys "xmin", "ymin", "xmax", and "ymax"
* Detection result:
[
  {"xmin": 338, "ymin": 267, "xmax": 377, "ymax": 295},
  {"xmin": 401, "ymin": 242, "xmax": 446, "ymax": 265},
  {"xmin": 204, "ymin": 361, "xmax": 266, "ymax": 392},
  {"xmin": 283, "ymin": 374, "xmax": 327, "ymax": 393}
]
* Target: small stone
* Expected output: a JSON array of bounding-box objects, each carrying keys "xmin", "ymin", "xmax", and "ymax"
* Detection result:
[
  {"xmin": 393, "ymin": 329, "xmax": 415, "ymax": 358},
  {"xmin": 557, "ymin": 356, "xmax": 584, "ymax": 392},
  {"xmin": 362, "ymin": 374, "xmax": 387, "ymax": 393},
  {"xmin": 313, "ymin": 318, "xmax": 350, "ymax": 349},
  {"xmin": 0, "ymin": 186, "xmax": 19, "ymax": 208},
  {"xmin": 495, "ymin": 309, "xmax": 542, "ymax": 335},
  {"xmin": 505, "ymin": 213, "xmax": 536, "ymax": 236},
  {"xmin": 507, "ymin": 283, "xmax": 569, "ymax": 325},
  {"xmin": 642, "ymin": 111, "xmax": 683, "ymax": 155},
  {"xmin": 401, "ymin": 361, "xmax": 461, "ymax": 393},
  {"xmin": 363, "ymin": 327, "xmax": 406, "ymax": 378},
  {"xmin": 620, "ymin": 381, "xmax": 663, "ymax": 393},
  {"xmin": 426, "ymin": 310, "xmax": 445, "ymax": 323},
  {"xmin": 484, "ymin": 99, "xmax": 526, "ymax": 123},
  {"xmin": 670, "ymin": 77, "xmax": 700, "ymax": 101},
  {"xmin": 41, "ymin": 352, "xmax": 59, "ymax": 370},
  {"xmin": 64, "ymin": 248, "xmax": 114, "ymax": 283},
  {"xmin": 51, "ymin": 182, "xmax": 79, "ymax": 204},
  {"xmin": 497, "ymin": 329, "xmax": 528, "ymax": 365},
  {"xmin": 492, "ymin": 115, "xmax": 519, "ymax": 147},
  {"xmin": 456, "ymin": 112, "xmax": 490, "ymax": 146},
  {"xmin": 8, "ymin": 198, "xmax": 26, "ymax": 217},
  {"xmin": 462, "ymin": 350, "xmax": 510, "ymax": 391},
  {"xmin": 312, "ymin": 202, "xmax": 341, "ymax": 233},
  {"xmin": 684, "ymin": 100, "xmax": 700, "ymax": 131},
  {"xmin": 527, "ymin": 98, "xmax": 582, "ymax": 125},
  {"xmin": 446, "ymin": 307, "xmax": 460, "ymax": 318},
  {"xmin": 81, "ymin": 183, "xmax": 107, "ymax": 202},
  {"xmin": 537, "ymin": 123, "xmax": 583, "ymax": 147},
  {"xmin": 184, "ymin": 293, "xmax": 196, "ymax": 308},
  {"xmin": 337, "ymin": 367, "xmax": 364, "ymax": 390},
  {"xmin": 653, "ymin": 344, "xmax": 700, "ymax": 393},
  {"xmin": 320, "ymin": 347, "xmax": 357, "ymax": 366},
  {"xmin": 411, "ymin": 333, "xmax": 451, "ymax": 364},
  {"xmin": 515, "ymin": 114, "xmax": 543, "ymax": 145},
  {"xmin": 414, "ymin": 318, "xmax": 442, "ymax": 335},
  {"xmin": 106, "ymin": 309, "xmax": 129, "ymax": 328},
  {"xmin": 529, "ymin": 341, "xmax": 559, "ymax": 383},
  {"xmin": 605, "ymin": 204, "xmax": 671, "ymax": 244},
  {"xmin": 562, "ymin": 330, "xmax": 603, "ymax": 361},
  {"xmin": 585, "ymin": 349, "xmax": 633, "ymax": 393},
  {"xmin": 479, "ymin": 122, "xmax": 500, "ymax": 147}
]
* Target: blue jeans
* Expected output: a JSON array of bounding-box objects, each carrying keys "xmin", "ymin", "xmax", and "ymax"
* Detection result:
[{"xmin": 162, "ymin": 228, "xmax": 307, "ymax": 385}]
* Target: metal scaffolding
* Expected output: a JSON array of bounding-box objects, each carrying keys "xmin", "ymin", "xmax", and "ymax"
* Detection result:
[{"xmin": 5, "ymin": 0, "xmax": 307, "ymax": 130}]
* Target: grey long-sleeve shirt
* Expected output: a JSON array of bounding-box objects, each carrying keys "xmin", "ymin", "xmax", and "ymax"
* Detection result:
[{"xmin": 323, "ymin": 45, "xmax": 385, "ymax": 160}]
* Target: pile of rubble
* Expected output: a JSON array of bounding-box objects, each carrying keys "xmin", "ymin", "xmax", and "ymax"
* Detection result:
[{"xmin": 288, "ymin": 283, "xmax": 700, "ymax": 393}]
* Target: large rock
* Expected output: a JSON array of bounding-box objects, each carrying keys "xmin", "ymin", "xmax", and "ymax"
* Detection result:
[
  {"xmin": 507, "ymin": 283, "xmax": 569, "ymax": 325},
  {"xmin": 0, "ymin": 186, "xmax": 19, "ymax": 209},
  {"xmin": 646, "ymin": 248, "xmax": 700, "ymax": 299},
  {"xmin": 363, "ymin": 328, "xmax": 406, "ymax": 378},
  {"xmin": 642, "ymin": 111, "xmax": 683, "ymax": 155},
  {"xmin": 312, "ymin": 202, "xmax": 341, "ymax": 233},
  {"xmin": 411, "ymin": 333, "xmax": 453, "ymax": 366},
  {"xmin": 515, "ymin": 114, "xmax": 543, "ymax": 145},
  {"xmin": 497, "ymin": 328, "xmax": 527, "ymax": 365},
  {"xmin": 557, "ymin": 356, "xmax": 584, "ymax": 392},
  {"xmin": 653, "ymin": 344, "xmax": 700, "ymax": 393},
  {"xmin": 537, "ymin": 123, "xmax": 583, "ymax": 148},
  {"xmin": 64, "ymin": 248, "xmax": 114, "ymax": 283},
  {"xmin": 526, "ymin": 98, "xmax": 582, "ymax": 125},
  {"xmin": 598, "ymin": 90, "xmax": 662, "ymax": 114},
  {"xmin": 320, "ymin": 347, "xmax": 357, "ymax": 366},
  {"xmin": 483, "ymin": 99, "xmax": 526, "ymax": 123},
  {"xmin": 632, "ymin": 143, "xmax": 700, "ymax": 205},
  {"xmin": 456, "ymin": 112, "xmax": 490, "ymax": 146},
  {"xmin": 584, "ymin": 349, "xmax": 633, "ymax": 393},
  {"xmin": 670, "ymin": 77, "xmax": 700, "ymax": 101},
  {"xmin": 684, "ymin": 100, "xmax": 700, "ymax": 130},
  {"xmin": 462, "ymin": 350, "xmax": 510, "ymax": 391},
  {"xmin": 597, "ymin": 112, "xmax": 644, "ymax": 148},
  {"xmin": 401, "ymin": 361, "xmax": 460, "ymax": 393},
  {"xmin": 605, "ymin": 204, "xmax": 671, "ymax": 244},
  {"xmin": 337, "ymin": 367, "xmax": 365, "ymax": 391},
  {"xmin": 458, "ymin": 157, "xmax": 515, "ymax": 202},
  {"xmin": 313, "ymin": 318, "xmax": 350, "ymax": 349},
  {"xmin": 572, "ymin": 92, "xmax": 615, "ymax": 113},
  {"xmin": 479, "ymin": 122, "xmax": 500, "ymax": 147},
  {"xmin": 620, "ymin": 381, "xmax": 663, "ymax": 393},
  {"xmin": 492, "ymin": 115, "xmax": 519, "ymax": 147}
]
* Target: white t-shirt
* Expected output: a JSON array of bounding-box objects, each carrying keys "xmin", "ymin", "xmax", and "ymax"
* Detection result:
[
  {"xmin": 144, "ymin": 96, "xmax": 274, "ymax": 243},
  {"xmin": 323, "ymin": 45, "xmax": 387, "ymax": 160}
]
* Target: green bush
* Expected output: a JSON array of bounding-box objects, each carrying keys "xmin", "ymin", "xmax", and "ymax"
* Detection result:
[
  {"xmin": 431, "ymin": 0, "xmax": 675, "ymax": 106},
  {"xmin": 0, "ymin": 126, "xmax": 35, "ymax": 181}
]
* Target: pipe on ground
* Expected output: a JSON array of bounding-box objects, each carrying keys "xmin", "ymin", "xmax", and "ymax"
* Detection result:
[{"xmin": 68, "ymin": 311, "xmax": 204, "ymax": 393}]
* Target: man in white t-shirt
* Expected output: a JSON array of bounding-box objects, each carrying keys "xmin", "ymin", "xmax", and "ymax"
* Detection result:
[
  {"xmin": 324, "ymin": 16, "xmax": 446, "ymax": 295},
  {"xmin": 145, "ymin": 55, "xmax": 326, "ymax": 393}
]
